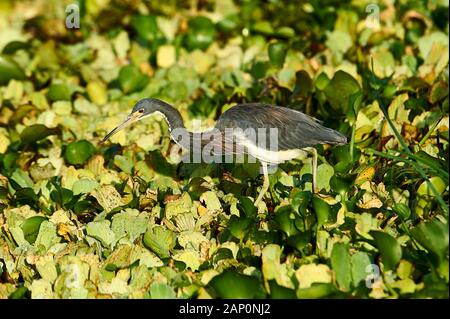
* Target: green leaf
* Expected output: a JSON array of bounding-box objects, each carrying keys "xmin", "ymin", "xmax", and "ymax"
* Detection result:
[
  {"xmin": 428, "ymin": 81, "xmax": 448, "ymax": 104},
  {"xmin": 2, "ymin": 41, "xmax": 30, "ymax": 55},
  {"xmin": 143, "ymin": 226, "xmax": 176, "ymax": 259},
  {"xmin": 351, "ymin": 252, "xmax": 372, "ymax": 287},
  {"xmin": 324, "ymin": 70, "xmax": 361, "ymax": 113},
  {"xmin": 330, "ymin": 243, "xmax": 352, "ymax": 291},
  {"xmin": 370, "ymin": 230, "xmax": 402, "ymax": 270},
  {"xmin": 297, "ymin": 283, "xmax": 337, "ymax": 299},
  {"xmin": 10, "ymin": 169, "xmax": 34, "ymax": 188},
  {"xmin": 393, "ymin": 203, "xmax": 411, "ymax": 220},
  {"xmin": 172, "ymin": 250, "xmax": 201, "ymax": 271},
  {"xmin": 417, "ymin": 176, "xmax": 447, "ymax": 197},
  {"xmin": 113, "ymin": 155, "xmax": 134, "ymax": 174},
  {"xmin": 34, "ymin": 221, "xmax": 60, "ymax": 251},
  {"xmin": 0, "ymin": 54, "xmax": 26, "ymax": 85},
  {"xmin": 21, "ymin": 216, "xmax": 47, "ymax": 244},
  {"xmin": 274, "ymin": 207, "xmax": 299, "ymax": 237},
  {"xmin": 237, "ymin": 196, "xmax": 257, "ymax": 217},
  {"xmin": 73, "ymin": 200, "xmax": 91, "ymax": 214},
  {"xmin": 417, "ymin": 31, "xmax": 449, "ymax": 59},
  {"xmin": 262, "ymin": 244, "xmax": 294, "ymax": 289},
  {"xmin": 268, "ymin": 41, "xmax": 288, "ymax": 68},
  {"xmin": 330, "ymin": 175, "xmax": 352, "ymax": 195},
  {"xmin": 208, "ymin": 269, "xmax": 265, "ymax": 298},
  {"xmin": 131, "ymin": 15, "xmax": 158, "ymax": 41},
  {"xmin": 326, "ymin": 30, "xmax": 352, "ymax": 54},
  {"xmin": 199, "ymin": 191, "xmax": 222, "ymax": 211},
  {"xmin": 269, "ymin": 280, "xmax": 296, "ymax": 299},
  {"xmin": 312, "ymin": 196, "xmax": 330, "ymax": 229},
  {"xmin": 86, "ymin": 80, "xmax": 108, "ymax": 105},
  {"xmin": 50, "ymin": 187, "xmax": 73, "ymax": 207},
  {"xmin": 185, "ymin": 16, "xmax": 216, "ymax": 51},
  {"xmin": 410, "ymin": 220, "xmax": 449, "ymax": 262},
  {"xmin": 149, "ymin": 282, "xmax": 176, "ymax": 299},
  {"xmin": 346, "ymin": 91, "xmax": 363, "ymax": 125},
  {"xmin": 229, "ymin": 215, "xmax": 252, "ymax": 240},
  {"xmin": 111, "ymin": 210, "xmax": 148, "ymax": 243},
  {"xmin": 86, "ymin": 220, "xmax": 116, "ymax": 248},
  {"xmin": 118, "ymin": 65, "xmax": 149, "ymax": 94},
  {"xmin": 72, "ymin": 178, "xmax": 100, "ymax": 195},
  {"xmin": 315, "ymin": 72, "xmax": 330, "ymax": 90},
  {"xmin": 316, "ymin": 163, "xmax": 335, "ymax": 191},
  {"xmin": 64, "ymin": 140, "xmax": 96, "ymax": 165},
  {"xmin": 164, "ymin": 193, "xmax": 192, "ymax": 220},
  {"xmin": 9, "ymin": 286, "xmax": 28, "ymax": 299},
  {"xmin": 47, "ymin": 83, "xmax": 73, "ymax": 101},
  {"xmin": 20, "ymin": 124, "xmax": 59, "ymax": 144}
]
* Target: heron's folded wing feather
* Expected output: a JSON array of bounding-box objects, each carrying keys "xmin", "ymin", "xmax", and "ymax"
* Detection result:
[{"xmin": 215, "ymin": 104, "xmax": 346, "ymax": 151}]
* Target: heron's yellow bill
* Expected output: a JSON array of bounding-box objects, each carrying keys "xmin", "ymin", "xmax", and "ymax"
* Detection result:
[{"xmin": 101, "ymin": 111, "xmax": 141, "ymax": 143}]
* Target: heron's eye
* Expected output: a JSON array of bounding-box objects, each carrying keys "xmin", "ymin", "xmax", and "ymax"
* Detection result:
[{"xmin": 138, "ymin": 109, "xmax": 144, "ymax": 113}]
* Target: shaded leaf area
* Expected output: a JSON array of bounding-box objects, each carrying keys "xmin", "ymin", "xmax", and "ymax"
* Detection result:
[{"xmin": 0, "ymin": 0, "xmax": 448, "ymax": 299}]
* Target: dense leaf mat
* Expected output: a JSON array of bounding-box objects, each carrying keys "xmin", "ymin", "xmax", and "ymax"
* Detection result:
[{"xmin": 0, "ymin": 0, "xmax": 448, "ymax": 299}]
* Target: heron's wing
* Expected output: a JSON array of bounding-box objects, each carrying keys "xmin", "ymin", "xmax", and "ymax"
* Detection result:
[
  {"xmin": 215, "ymin": 103, "xmax": 347, "ymax": 151},
  {"xmin": 190, "ymin": 129, "xmax": 246, "ymax": 157}
]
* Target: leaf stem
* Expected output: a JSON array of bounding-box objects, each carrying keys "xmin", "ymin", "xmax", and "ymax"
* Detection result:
[
  {"xmin": 418, "ymin": 115, "xmax": 444, "ymax": 147},
  {"xmin": 349, "ymin": 123, "xmax": 356, "ymax": 163}
]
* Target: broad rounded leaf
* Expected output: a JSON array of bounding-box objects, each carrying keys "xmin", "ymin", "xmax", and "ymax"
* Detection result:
[
  {"xmin": 330, "ymin": 243, "xmax": 351, "ymax": 291},
  {"xmin": 0, "ymin": 54, "xmax": 26, "ymax": 85},
  {"xmin": 410, "ymin": 220, "xmax": 449, "ymax": 262},
  {"xmin": 118, "ymin": 65, "xmax": 149, "ymax": 94},
  {"xmin": 185, "ymin": 16, "xmax": 216, "ymax": 51},
  {"xmin": 208, "ymin": 269, "xmax": 265, "ymax": 298},
  {"xmin": 370, "ymin": 230, "xmax": 402, "ymax": 270},
  {"xmin": 64, "ymin": 140, "xmax": 96, "ymax": 165},
  {"xmin": 268, "ymin": 41, "xmax": 288, "ymax": 68},
  {"xmin": 324, "ymin": 71, "xmax": 361, "ymax": 113},
  {"xmin": 21, "ymin": 216, "xmax": 47, "ymax": 244},
  {"xmin": 47, "ymin": 83, "xmax": 73, "ymax": 101}
]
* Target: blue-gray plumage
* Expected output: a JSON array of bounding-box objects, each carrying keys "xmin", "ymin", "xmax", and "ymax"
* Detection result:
[{"xmin": 102, "ymin": 98, "xmax": 347, "ymax": 205}]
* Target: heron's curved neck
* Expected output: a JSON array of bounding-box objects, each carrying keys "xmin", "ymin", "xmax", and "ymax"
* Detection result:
[
  {"xmin": 151, "ymin": 102, "xmax": 197, "ymax": 150},
  {"xmin": 151, "ymin": 103, "xmax": 185, "ymax": 131}
]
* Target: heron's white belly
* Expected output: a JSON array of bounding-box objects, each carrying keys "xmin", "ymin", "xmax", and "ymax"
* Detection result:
[{"xmin": 240, "ymin": 139, "xmax": 308, "ymax": 164}]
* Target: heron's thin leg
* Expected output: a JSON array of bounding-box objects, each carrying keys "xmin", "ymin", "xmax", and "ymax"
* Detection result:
[
  {"xmin": 255, "ymin": 162, "xmax": 269, "ymax": 205},
  {"xmin": 308, "ymin": 147, "xmax": 318, "ymax": 193}
]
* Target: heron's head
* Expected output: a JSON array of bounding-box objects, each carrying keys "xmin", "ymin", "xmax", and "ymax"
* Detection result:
[{"xmin": 102, "ymin": 98, "xmax": 167, "ymax": 143}]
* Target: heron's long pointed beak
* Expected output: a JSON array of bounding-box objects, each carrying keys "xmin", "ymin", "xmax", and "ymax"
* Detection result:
[{"xmin": 101, "ymin": 112, "xmax": 141, "ymax": 143}]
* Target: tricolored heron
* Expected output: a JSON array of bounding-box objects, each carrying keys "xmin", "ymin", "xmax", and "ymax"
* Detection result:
[{"xmin": 102, "ymin": 98, "xmax": 347, "ymax": 205}]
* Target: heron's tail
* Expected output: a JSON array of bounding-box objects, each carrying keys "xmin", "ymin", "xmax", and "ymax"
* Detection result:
[{"xmin": 320, "ymin": 127, "xmax": 348, "ymax": 146}]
